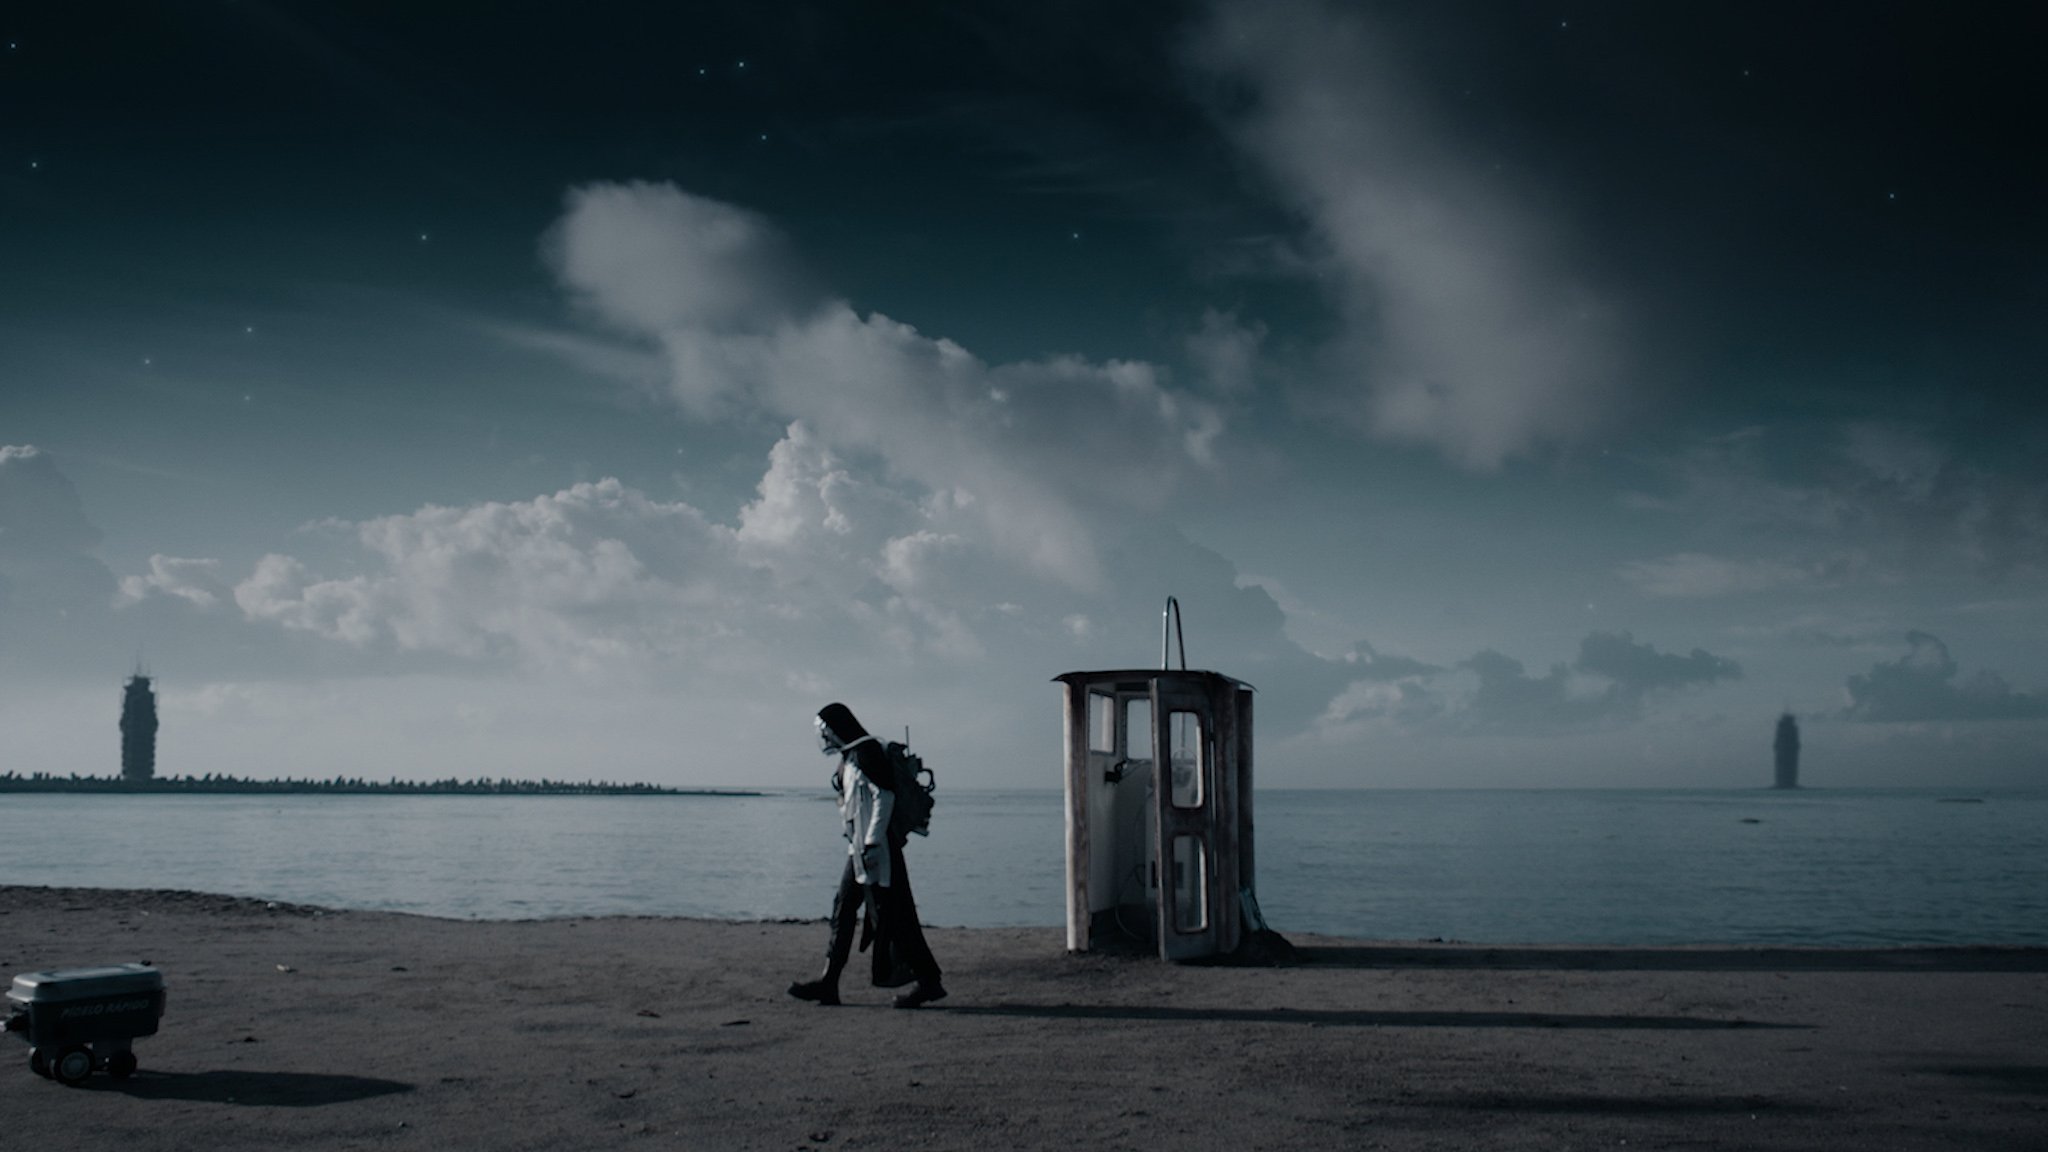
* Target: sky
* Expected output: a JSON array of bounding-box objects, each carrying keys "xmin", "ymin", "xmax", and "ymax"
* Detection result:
[{"xmin": 3, "ymin": 1, "xmax": 2045, "ymax": 789}]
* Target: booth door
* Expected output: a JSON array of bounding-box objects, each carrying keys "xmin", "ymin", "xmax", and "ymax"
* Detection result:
[{"xmin": 1152, "ymin": 680, "xmax": 1222, "ymax": 960}]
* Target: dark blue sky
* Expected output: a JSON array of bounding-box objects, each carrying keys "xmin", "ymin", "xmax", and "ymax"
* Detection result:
[{"xmin": 3, "ymin": 2, "xmax": 2044, "ymax": 786}]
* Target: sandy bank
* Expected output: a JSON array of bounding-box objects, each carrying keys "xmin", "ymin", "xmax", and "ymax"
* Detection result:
[{"xmin": 3, "ymin": 886, "xmax": 2045, "ymax": 1150}]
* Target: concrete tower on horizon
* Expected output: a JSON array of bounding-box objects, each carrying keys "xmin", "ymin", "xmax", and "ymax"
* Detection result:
[
  {"xmin": 120, "ymin": 672, "xmax": 159, "ymax": 782},
  {"xmin": 1773, "ymin": 711, "xmax": 1800, "ymax": 790}
]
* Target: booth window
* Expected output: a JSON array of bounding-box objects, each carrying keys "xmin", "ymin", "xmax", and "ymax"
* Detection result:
[
  {"xmin": 1124, "ymin": 698, "xmax": 1152, "ymax": 761},
  {"xmin": 1172, "ymin": 835, "xmax": 1208, "ymax": 932},
  {"xmin": 1088, "ymin": 692, "xmax": 1115, "ymax": 753},
  {"xmin": 1167, "ymin": 710, "xmax": 1203, "ymax": 808}
]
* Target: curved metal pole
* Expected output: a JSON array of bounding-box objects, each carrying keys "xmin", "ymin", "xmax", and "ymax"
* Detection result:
[{"xmin": 1161, "ymin": 596, "xmax": 1187, "ymax": 671}]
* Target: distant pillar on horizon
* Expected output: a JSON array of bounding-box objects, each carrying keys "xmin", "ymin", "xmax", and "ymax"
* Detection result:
[
  {"xmin": 1773, "ymin": 712, "xmax": 1800, "ymax": 789},
  {"xmin": 121, "ymin": 673, "xmax": 159, "ymax": 782}
]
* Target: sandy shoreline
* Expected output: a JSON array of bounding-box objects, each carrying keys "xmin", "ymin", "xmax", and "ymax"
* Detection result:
[{"xmin": 3, "ymin": 886, "xmax": 2045, "ymax": 1150}]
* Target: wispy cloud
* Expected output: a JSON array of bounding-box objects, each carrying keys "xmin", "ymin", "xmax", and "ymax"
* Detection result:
[
  {"xmin": 1188, "ymin": 0, "xmax": 1624, "ymax": 469},
  {"xmin": 1625, "ymin": 422, "xmax": 2048, "ymax": 590},
  {"xmin": 1842, "ymin": 631, "xmax": 2048, "ymax": 722},
  {"xmin": 117, "ymin": 556, "xmax": 229, "ymax": 610},
  {"xmin": 1619, "ymin": 552, "xmax": 1853, "ymax": 599},
  {"xmin": 1457, "ymin": 631, "xmax": 1740, "ymax": 733},
  {"xmin": 0, "ymin": 445, "xmax": 103, "ymax": 556},
  {"xmin": 0, "ymin": 444, "xmax": 116, "ymax": 617},
  {"xmin": 1317, "ymin": 631, "xmax": 1739, "ymax": 737}
]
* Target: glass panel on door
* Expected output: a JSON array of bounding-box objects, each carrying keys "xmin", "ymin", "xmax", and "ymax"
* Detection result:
[
  {"xmin": 1124, "ymin": 698, "xmax": 1152, "ymax": 761},
  {"xmin": 1088, "ymin": 692, "xmax": 1115, "ymax": 753},
  {"xmin": 1171, "ymin": 835, "xmax": 1207, "ymax": 932},
  {"xmin": 1167, "ymin": 710, "xmax": 1203, "ymax": 808}
]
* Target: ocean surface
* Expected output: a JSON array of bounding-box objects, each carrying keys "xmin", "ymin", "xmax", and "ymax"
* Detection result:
[{"xmin": 1, "ymin": 788, "xmax": 2043, "ymax": 947}]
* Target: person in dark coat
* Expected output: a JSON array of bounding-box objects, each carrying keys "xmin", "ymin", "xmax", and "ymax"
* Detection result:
[{"xmin": 787, "ymin": 702, "xmax": 946, "ymax": 1008}]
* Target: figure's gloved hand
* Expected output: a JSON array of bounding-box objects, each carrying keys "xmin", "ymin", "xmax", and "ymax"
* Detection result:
[{"xmin": 861, "ymin": 843, "xmax": 885, "ymax": 876}]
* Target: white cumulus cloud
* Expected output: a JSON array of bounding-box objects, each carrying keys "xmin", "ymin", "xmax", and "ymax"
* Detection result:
[
  {"xmin": 546, "ymin": 180, "xmax": 1223, "ymax": 591},
  {"xmin": 233, "ymin": 479, "xmax": 744, "ymax": 669}
]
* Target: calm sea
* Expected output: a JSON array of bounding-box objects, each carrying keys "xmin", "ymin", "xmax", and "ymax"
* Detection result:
[{"xmin": 1, "ymin": 788, "xmax": 2042, "ymax": 947}]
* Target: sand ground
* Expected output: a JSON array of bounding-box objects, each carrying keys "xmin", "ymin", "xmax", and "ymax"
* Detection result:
[{"xmin": 3, "ymin": 886, "xmax": 2045, "ymax": 1150}]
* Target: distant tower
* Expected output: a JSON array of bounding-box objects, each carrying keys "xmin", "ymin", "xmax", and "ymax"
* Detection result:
[
  {"xmin": 1772, "ymin": 712, "xmax": 1800, "ymax": 790},
  {"xmin": 120, "ymin": 672, "xmax": 159, "ymax": 781}
]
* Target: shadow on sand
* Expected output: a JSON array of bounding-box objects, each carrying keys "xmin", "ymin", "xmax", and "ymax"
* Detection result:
[
  {"xmin": 85, "ymin": 1069, "xmax": 414, "ymax": 1107},
  {"xmin": 950, "ymin": 1003, "xmax": 1805, "ymax": 1030},
  {"xmin": 1288, "ymin": 944, "xmax": 2048, "ymax": 974},
  {"xmin": 1926, "ymin": 1065, "xmax": 2048, "ymax": 1096},
  {"xmin": 1426, "ymin": 1091, "xmax": 1826, "ymax": 1115}
]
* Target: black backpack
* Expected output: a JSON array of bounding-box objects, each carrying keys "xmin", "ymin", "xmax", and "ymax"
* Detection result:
[{"xmin": 885, "ymin": 741, "xmax": 935, "ymax": 841}]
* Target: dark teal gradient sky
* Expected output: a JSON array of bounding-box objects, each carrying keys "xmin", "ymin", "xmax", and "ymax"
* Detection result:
[{"xmin": 3, "ymin": 2, "xmax": 2044, "ymax": 787}]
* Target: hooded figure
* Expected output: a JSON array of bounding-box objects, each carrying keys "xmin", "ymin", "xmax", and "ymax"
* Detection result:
[
  {"xmin": 817, "ymin": 702, "xmax": 895, "ymax": 886},
  {"xmin": 790, "ymin": 702, "xmax": 946, "ymax": 1008}
]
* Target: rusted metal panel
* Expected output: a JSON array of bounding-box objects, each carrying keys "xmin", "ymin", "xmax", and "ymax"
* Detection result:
[
  {"xmin": 1056, "ymin": 669, "xmax": 1252, "ymax": 693},
  {"xmin": 1211, "ymin": 676, "xmax": 1241, "ymax": 954},
  {"xmin": 1228, "ymin": 680, "xmax": 1245, "ymax": 914},
  {"xmin": 1152, "ymin": 676, "xmax": 1219, "ymax": 960},
  {"xmin": 1062, "ymin": 679, "xmax": 1092, "ymax": 952}
]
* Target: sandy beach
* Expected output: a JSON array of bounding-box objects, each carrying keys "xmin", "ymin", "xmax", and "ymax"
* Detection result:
[{"xmin": 3, "ymin": 886, "xmax": 2045, "ymax": 1150}]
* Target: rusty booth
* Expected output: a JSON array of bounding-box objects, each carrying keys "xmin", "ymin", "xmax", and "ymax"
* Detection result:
[{"xmin": 1055, "ymin": 666, "xmax": 1258, "ymax": 961}]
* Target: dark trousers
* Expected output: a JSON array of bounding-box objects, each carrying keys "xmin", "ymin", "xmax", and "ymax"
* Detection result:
[{"xmin": 822, "ymin": 844, "xmax": 942, "ymax": 988}]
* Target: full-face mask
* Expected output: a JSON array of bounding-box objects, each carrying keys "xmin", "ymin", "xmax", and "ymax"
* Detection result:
[{"xmin": 815, "ymin": 715, "xmax": 845, "ymax": 757}]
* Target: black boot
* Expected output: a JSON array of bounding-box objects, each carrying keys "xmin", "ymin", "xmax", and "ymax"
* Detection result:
[{"xmin": 787, "ymin": 978, "xmax": 842, "ymax": 1006}]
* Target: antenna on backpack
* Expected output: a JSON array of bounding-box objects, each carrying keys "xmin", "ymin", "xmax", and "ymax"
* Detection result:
[{"xmin": 904, "ymin": 725, "xmax": 911, "ymax": 747}]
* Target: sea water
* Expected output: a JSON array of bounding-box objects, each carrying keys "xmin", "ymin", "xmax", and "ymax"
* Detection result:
[{"xmin": 0, "ymin": 788, "xmax": 2042, "ymax": 946}]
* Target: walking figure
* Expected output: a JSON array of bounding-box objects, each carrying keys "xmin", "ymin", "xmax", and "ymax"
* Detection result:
[{"xmin": 788, "ymin": 702, "xmax": 946, "ymax": 1008}]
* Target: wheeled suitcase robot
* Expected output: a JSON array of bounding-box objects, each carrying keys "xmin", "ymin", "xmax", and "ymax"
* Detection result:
[{"xmin": 6, "ymin": 963, "xmax": 166, "ymax": 1085}]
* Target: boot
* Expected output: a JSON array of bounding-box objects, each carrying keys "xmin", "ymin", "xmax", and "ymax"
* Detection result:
[{"xmin": 787, "ymin": 978, "xmax": 842, "ymax": 1006}]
